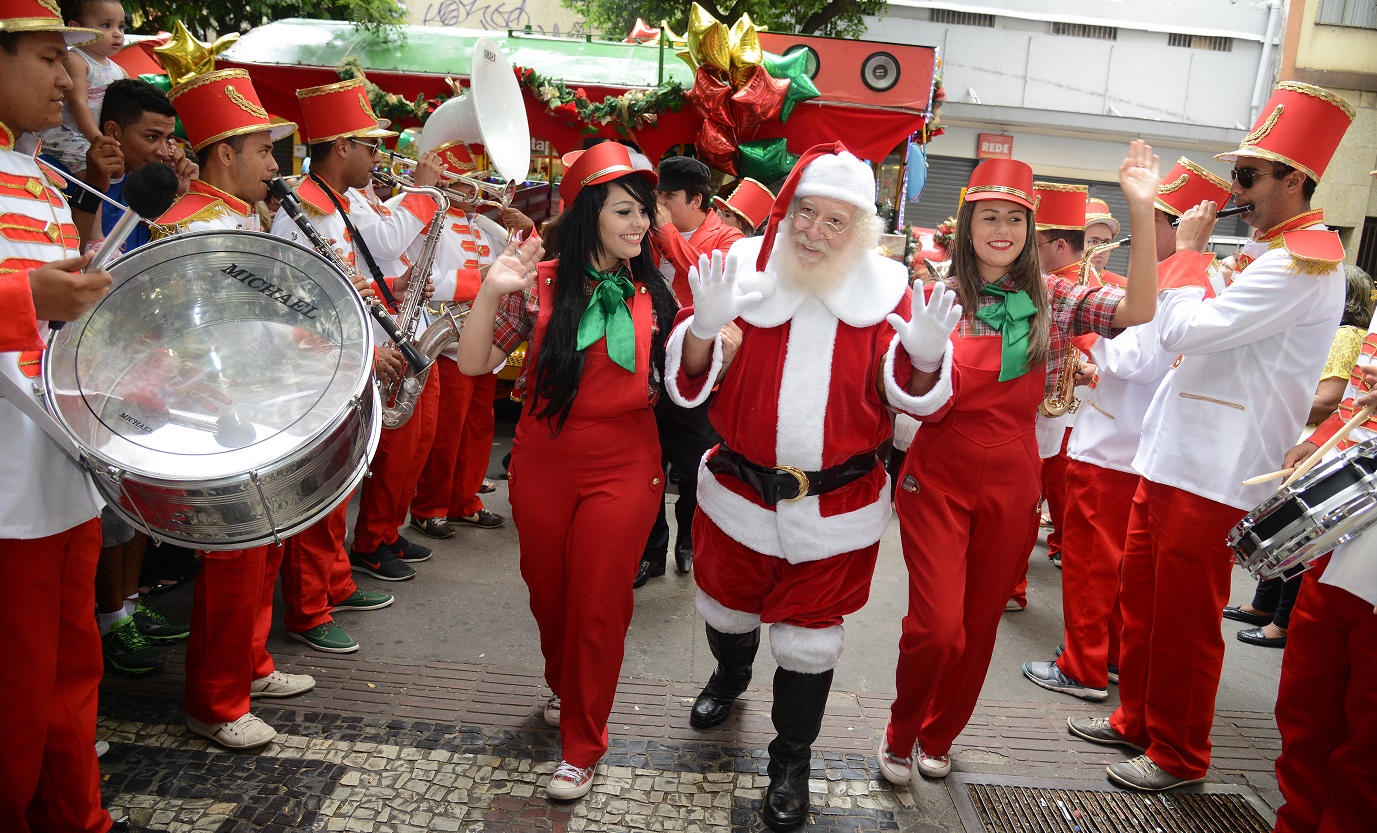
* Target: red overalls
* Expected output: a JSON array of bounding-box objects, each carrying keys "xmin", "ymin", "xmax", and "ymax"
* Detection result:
[
  {"xmin": 507, "ymin": 276, "xmax": 664, "ymax": 769},
  {"xmin": 888, "ymin": 336, "xmax": 1045, "ymax": 757}
]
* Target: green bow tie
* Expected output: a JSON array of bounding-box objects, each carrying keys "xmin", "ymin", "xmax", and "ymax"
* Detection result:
[
  {"xmin": 576, "ymin": 265, "xmax": 637, "ymax": 372},
  {"xmin": 974, "ymin": 283, "xmax": 1037, "ymax": 382}
]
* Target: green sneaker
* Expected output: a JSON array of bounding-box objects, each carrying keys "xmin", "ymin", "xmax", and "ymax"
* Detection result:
[
  {"xmin": 133, "ymin": 597, "xmax": 190, "ymax": 642},
  {"xmin": 332, "ymin": 588, "xmax": 394, "ymax": 612},
  {"xmin": 103, "ymin": 616, "xmax": 165, "ymax": 674},
  {"xmin": 287, "ymin": 620, "xmax": 359, "ymax": 654}
]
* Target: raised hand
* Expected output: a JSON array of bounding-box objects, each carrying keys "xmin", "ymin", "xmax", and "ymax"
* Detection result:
[
  {"xmin": 886, "ymin": 284, "xmax": 962, "ymax": 369},
  {"xmin": 479, "ymin": 234, "xmax": 545, "ymax": 298},
  {"xmin": 1119, "ymin": 139, "xmax": 1161, "ymax": 210},
  {"xmin": 688, "ymin": 250, "xmax": 763, "ymax": 339}
]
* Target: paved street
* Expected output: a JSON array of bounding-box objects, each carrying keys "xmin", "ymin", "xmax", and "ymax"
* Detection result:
[{"xmin": 99, "ymin": 422, "xmax": 1287, "ymax": 832}]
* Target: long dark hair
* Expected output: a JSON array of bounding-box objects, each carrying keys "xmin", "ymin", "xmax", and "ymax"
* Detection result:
[
  {"xmin": 529, "ymin": 176, "xmax": 678, "ymax": 432},
  {"xmin": 948, "ymin": 199, "xmax": 1050, "ymax": 366}
]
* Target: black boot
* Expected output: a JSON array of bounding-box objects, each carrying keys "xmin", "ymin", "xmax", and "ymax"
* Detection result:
[
  {"xmin": 762, "ymin": 667, "xmax": 833, "ymax": 832},
  {"xmin": 690, "ymin": 625, "xmax": 760, "ymax": 728}
]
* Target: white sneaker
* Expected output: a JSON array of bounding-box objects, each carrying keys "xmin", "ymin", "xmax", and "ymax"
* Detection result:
[
  {"xmin": 915, "ymin": 746, "xmax": 952, "ymax": 778},
  {"xmin": 543, "ymin": 696, "xmax": 561, "ymax": 727},
  {"xmin": 877, "ymin": 729, "xmax": 913, "ymax": 785},
  {"xmin": 95, "ymin": 740, "xmax": 110, "ymax": 758},
  {"xmin": 250, "ymin": 670, "xmax": 317, "ymax": 699},
  {"xmin": 546, "ymin": 760, "xmax": 595, "ymax": 800},
  {"xmin": 187, "ymin": 713, "xmax": 278, "ymax": 750}
]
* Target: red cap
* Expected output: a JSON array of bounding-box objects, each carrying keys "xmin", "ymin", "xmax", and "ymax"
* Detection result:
[
  {"xmin": 712, "ymin": 178, "xmax": 774, "ymax": 231},
  {"xmin": 964, "ymin": 159, "xmax": 1034, "ymax": 210},
  {"xmin": 559, "ymin": 142, "xmax": 657, "ymax": 206},
  {"xmin": 1033, "ymin": 182, "xmax": 1088, "ymax": 231},
  {"xmin": 1155, "ymin": 157, "xmax": 1230, "ymax": 217},
  {"xmin": 0, "ymin": 0, "xmax": 99, "ymax": 45},
  {"xmin": 1216, "ymin": 81, "xmax": 1355, "ymax": 182},
  {"xmin": 296, "ymin": 78, "xmax": 397, "ymax": 145},
  {"xmin": 169, "ymin": 69, "xmax": 296, "ymax": 151},
  {"xmin": 1084, "ymin": 197, "xmax": 1119, "ymax": 236},
  {"xmin": 432, "ymin": 141, "xmax": 478, "ymax": 177}
]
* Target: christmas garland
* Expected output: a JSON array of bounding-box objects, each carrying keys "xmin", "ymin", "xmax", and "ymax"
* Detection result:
[
  {"xmin": 337, "ymin": 58, "xmax": 439, "ymax": 123},
  {"xmin": 932, "ymin": 215, "xmax": 956, "ymax": 253},
  {"xmin": 918, "ymin": 75, "xmax": 947, "ymax": 145},
  {"xmin": 514, "ymin": 65, "xmax": 685, "ymax": 136}
]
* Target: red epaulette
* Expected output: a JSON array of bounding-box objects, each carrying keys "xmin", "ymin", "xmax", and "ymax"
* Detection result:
[
  {"xmin": 154, "ymin": 190, "xmax": 222, "ymax": 227},
  {"xmin": 1280, "ymin": 229, "xmax": 1344, "ymax": 277},
  {"xmin": 295, "ymin": 178, "xmax": 337, "ymax": 217}
]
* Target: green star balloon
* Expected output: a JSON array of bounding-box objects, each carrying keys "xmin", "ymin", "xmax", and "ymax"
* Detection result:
[
  {"xmin": 738, "ymin": 138, "xmax": 799, "ymax": 184},
  {"xmin": 763, "ymin": 50, "xmax": 820, "ymax": 123}
]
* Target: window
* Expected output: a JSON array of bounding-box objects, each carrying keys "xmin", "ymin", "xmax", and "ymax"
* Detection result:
[
  {"xmin": 931, "ymin": 9, "xmax": 995, "ymax": 27},
  {"xmin": 1167, "ymin": 32, "xmax": 1233, "ymax": 51},
  {"xmin": 1317, "ymin": 0, "xmax": 1377, "ymax": 29},
  {"xmin": 1048, "ymin": 22, "xmax": 1118, "ymax": 40}
]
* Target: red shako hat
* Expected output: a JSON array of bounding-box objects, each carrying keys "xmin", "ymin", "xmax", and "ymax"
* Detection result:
[
  {"xmin": 0, "ymin": 0, "xmax": 99, "ymax": 45},
  {"xmin": 1155, "ymin": 157, "xmax": 1231, "ymax": 217},
  {"xmin": 1033, "ymin": 181, "xmax": 1089, "ymax": 231},
  {"xmin": 1084, "ymin": 197, "xmax": 1119, "ymax": 237},
  {"xmin": 296, "ymin": 78, "xmax": 398, "ymax": 145},
  {"xmin": 559, "ymin": 142, "xmax": 658, "ymax": 206},
  {"xmin": 963, "ymin": 159, "xmax": 1034, "ymax": 210},
  {"xmin": 712, "ymin": 178, "xmax": 775, "ymax": 231},
  {"xmin": 1215, "ymin": 81, "xmax": 1355, "ymax": 182},
  {"xmin": 432, "ymin": 141, "xmax": 478, "ymax": 177},
  {"xmin": 169, "ymin": 69, "xmax": 296, "ymax": 151}
]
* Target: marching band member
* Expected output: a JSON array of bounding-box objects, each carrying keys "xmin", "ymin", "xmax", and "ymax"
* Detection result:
[
  {"xmin": 669, "ymin": 144, "xmax": 959, "ymax": 832},
  {"xmin": 1084, "ymin": 197, "xmax": 1124, "ymax": 287},
  {"xmin": 712, "ymin": 177, "xmax": 774, "ymax": 237},
  {"xmin": 0, "ymin": 7, "xmax": 114, "ymax": 828},
  {"xmin": 1022, "ymin": 159, "xmax": 1231, "ymax": 701},
  {"xmin": 270, "ymin": 79, "xmax": 442, "ymax": 596},
  {"xmin": 881, "ymin": 145, "xmax": 1160, "ymax": 785},
  {"xmin": 1067, "ymin": 82, "xmax": 1353, "ymax": 792},
  {"xmin": 455, "ymin": 142, "xmax": 676, "ymax": 800},
  {"xmin": 155, "ymin": 69, "xmax": 320, "ymax": 750}
]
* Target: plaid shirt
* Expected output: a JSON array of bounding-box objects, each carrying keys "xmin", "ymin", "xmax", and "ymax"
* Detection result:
[
  {"xmin": 492, "ymin": 275, "xmax": 661, "ymax": 402},
  {"xmin": 955, "ymin": 272, "xmax": 1125, "ymax": 396}
]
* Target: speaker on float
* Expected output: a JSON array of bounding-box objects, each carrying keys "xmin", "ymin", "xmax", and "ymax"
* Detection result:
[
  {"xmin": 861, "ymin": 52, "xmax": 900, "ymax": 93},
  {"xmin": 759, "ymin": 33, "xmax": 935, "ymax": 111}
]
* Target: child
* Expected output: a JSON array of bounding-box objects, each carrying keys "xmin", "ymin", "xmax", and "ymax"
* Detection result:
[{"xmin": 40, "ymin": 0, "xmax": 127, "ymax": 175}]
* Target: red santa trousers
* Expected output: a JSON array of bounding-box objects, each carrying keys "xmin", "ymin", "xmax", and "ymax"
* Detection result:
[
  {"xmin": 411, "ymin": 357, "xmax": 497, "ymax": 519},
  {"xmin": 1273, "ymin": 557, "xmax": 1377, "ymax": 833},
  {"xmin": 888, "ymin": 338, "xmax": 1045, "ymax": 758},
  {"xmin": 353, "ymin": 372, "xmax": 441, "ymax": 553},
  {"xmin": 0, "ymin": 518, "xmax": 107, "ymax": 833},
  {"xmin": 185, "ymin": 544, "xmax": 283, "ymax": 724},
  {"xmin": 1109, "ymin": 478, "xmax": 1243, "ymax": 780},
  {"xmin": 280, "ymin": 499, "xmax": 356, "ymax": 633},
  {"xmin": 1056, "ymin": 460, "xmax": 1135, "ymax": 689}
]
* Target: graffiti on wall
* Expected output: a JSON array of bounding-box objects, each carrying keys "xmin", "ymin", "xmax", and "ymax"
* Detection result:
[{"xmin": 412, "ymin": 0, "xmax": 587, "ymax": 35}]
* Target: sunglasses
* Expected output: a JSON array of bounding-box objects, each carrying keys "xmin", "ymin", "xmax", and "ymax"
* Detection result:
[
  {"xmin": 1230, "ymin": 166, "xmax": 1284, "ymax": 189},
  {"xmin": 349, "ymin": 137, "xmax": 382, "ymax": 153}
]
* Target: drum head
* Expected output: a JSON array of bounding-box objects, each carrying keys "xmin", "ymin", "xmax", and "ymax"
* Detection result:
[{"xmin": 45, "ymin": 231, "xmax": 372, "ymax": 481}]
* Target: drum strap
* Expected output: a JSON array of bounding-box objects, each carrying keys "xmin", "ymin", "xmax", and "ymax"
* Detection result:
[{"xmin": 309, "ymin": 173, "xmax": 399, "ymax": 309}]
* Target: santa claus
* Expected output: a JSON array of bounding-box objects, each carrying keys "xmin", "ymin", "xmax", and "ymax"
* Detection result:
[{"xmin": 665, "ymin": 143, "xmax": 961, "ymax": 831}]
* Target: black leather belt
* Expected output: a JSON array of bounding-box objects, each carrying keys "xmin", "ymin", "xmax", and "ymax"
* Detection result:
[{"xmin": 706, "ymin": 443, "xmax": 879, "ymax": 506}]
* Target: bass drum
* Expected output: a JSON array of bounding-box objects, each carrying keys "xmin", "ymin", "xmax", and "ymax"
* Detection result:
[{"xmin": 43, "ymin": 230, "xmax": 380, "ymax": 550}]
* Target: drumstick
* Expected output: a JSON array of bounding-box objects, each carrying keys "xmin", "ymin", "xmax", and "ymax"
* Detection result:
[
  {"xmin": 1241, "ymin": 468, "xmax": 1295, "ymax": 486},
  {"xmin": 1282, "ymin": 404, "xmax": 1375, "ymax": 486}
]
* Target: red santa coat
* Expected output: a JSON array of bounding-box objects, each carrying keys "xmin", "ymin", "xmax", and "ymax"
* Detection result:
[{"xmin": 665, "ymin": 235, "xmax": 954, "ymax": 564}]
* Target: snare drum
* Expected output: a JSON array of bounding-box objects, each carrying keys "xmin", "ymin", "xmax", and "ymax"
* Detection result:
[
  {"xmin": 43, "ymin": 230, "xmax": 380, "ymax": 550},
  {"xmin": 1228, "ymin": 438, "xmax": 1377, "ymax": 579}
]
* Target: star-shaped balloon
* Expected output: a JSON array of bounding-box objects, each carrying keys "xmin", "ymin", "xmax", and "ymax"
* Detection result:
[
  {"xmin": 729, "ymin": 14, "xmax": 763, "ymax": 73},
  {"xmin": 739, "ymin": 138, "xmax": 799, "ymax": 184},
  {"xmin": 685, "ymin": 66, "xmax": 732, "ymax": 124},
  {"xmin": 696, "ymin": 121, "xmax": 737, "ymax": 176},
  {"xmin": 687, "ymin": 3, "xmax": 732, "ymax": 74},
  {"xmin": 154, "ymin": 21, "xmax": 239, "ymax": 86},
  {"xmin": 730, "ymin": 66, "xmax": 788, "ymax": 131},
  {"xmin": 764, "ymin": 50, "xmax": 821, "ymax": 123}
]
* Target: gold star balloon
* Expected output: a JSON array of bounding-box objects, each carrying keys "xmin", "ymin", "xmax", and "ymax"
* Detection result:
[
  {"xmin": 687, "ymin": 3, "xmax": 732, "ymax": 74},
  {"xmin": 729, "ymin": 14, "xmax": 763, "ymax": 73},
  {"xmin": 154, "ymin": 21, "xmax": 239, "ymax": 86}
]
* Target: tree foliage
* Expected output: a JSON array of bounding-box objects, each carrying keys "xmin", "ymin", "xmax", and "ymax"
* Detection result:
[
  {"xmin": 561, "ymin": 0, "xmax": 890, "ymax": 40},
  {"xmin": 129, "ymin": 0, "xmax": 406, "ymax": 37}
]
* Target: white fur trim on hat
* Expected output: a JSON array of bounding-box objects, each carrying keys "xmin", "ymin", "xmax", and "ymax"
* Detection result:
[
  {"xmin": 770, "ymin": 623, "xmax": 845, "ymax": 673},
  {"xmin": 795, "ymin": 151, "xmax": 877, "ymax": 215}
]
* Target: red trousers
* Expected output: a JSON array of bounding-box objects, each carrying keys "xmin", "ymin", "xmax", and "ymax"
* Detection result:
[
  {"xmin": 0, "ymin": 519, "xmax": 108, "ymax": 833},
  {"xmin": 353, "ymin": 372, "xmax": 440, "ymax": 553},
  {"xmin": 411, "ymin": 357, "xmax": 496, "ymax": 519},
  {"xmin": 1110, "ymin": 478, "xmax": 1243, "ymax": 780},
  {"xmin": 889, "ymin": 424, "xmax": 1042, "ymax": 757},
  {"xmin": 1273, "ymin": 558, "xmax": 1377, "ymax": 833},
  {"xmin": 509, "ymin": 409, "xmax": 662, "ymax": 768},
  {"xmin": 280, "ymin": 500, "xmax": 355, "ymax": 633},
  {"xmin": 1041, "ymin": 429, "xmax": 1072, "ymax": 557},
  {"xmin": 1056, "ymin": 460, "xmax": 1135, "ymax": 688},
  {"xmin": 185, "ymin": 544, "xmax": 283, "ymax": 724}
]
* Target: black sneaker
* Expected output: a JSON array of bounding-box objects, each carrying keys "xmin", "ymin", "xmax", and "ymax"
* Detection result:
[
  {"xmin": 103, "ymin": 616, "xmax": 165, "ymax": 674},
  {"xmin": 349, "ymin": 546, "xmax": 417, "ymax": 581},
  {"xmin": 389, "ymin": 534, "xmax": 433, "ymax": 563},
  {"xmin": 132, "ymin": 597, "xmax": 190, "ymax": 642}
]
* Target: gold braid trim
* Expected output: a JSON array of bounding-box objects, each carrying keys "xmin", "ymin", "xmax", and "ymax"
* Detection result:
[
  {"xmin": 1276, "ymin": 81, "xmax": 1356, "ymax": 120},
  {"xmin": 150, "ymin": 202, "xmax": 236, "ymax": 237},
  {"xmin": 1158, "ymin": 174, "xmax": 1189, "ymax": 194},
  {"xmin": 1243, "ymin": 105, "xmax": 1283, "ymax": 146},
  {"xmin": 225, "ymin": 85, "xmax": 268, "ymax": 119},
  {"xmin": 1032, "ymin": 181, "xmax": 1089, "ymax": 194}
]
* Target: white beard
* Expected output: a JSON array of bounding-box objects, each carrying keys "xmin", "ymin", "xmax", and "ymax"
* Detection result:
[{"xmin": 775, "ymin": 230, "xmax": 867, "ymax": 297}]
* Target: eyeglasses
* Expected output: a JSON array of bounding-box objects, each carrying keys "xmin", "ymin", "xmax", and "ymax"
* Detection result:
[
  {"xmin": 1085, "ymin": 236, "xmax": 1112, "ymax": 248},
  {"xmin": 792, "ymin": 206, "xmax": 853, "ymax": 239},
  {"xmin": 349, "ymin": 137, "xmax": 382, "ymax": 154},
  {"xmin": 1230, "ymin": 165, "xmax": 1284, "ymax": 189}
]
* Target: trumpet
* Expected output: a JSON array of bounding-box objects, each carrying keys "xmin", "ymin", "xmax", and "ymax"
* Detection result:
[{"xmin": 375, "ymin": 151, "xmax": 518, "ymax": 211}]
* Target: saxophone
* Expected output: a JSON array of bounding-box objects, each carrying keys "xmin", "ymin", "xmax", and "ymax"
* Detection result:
[
  {"xmin": 1038, "ymin": 249, "xmax": 1097, "ymax": 418},
  {"xmin": 377, "ymin": 176, "xmax": 450, "ymax": 428}
]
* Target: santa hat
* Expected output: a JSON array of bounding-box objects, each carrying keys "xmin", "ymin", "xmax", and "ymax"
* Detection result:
[{"xmin": 755, "ymin": 142, "xmax": 875, "ymax": 271}]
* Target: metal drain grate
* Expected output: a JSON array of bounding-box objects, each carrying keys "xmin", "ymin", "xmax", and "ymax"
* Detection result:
[{"xmin": 948, "ymin": 774, "xmax": 1274, "ymax": 833}]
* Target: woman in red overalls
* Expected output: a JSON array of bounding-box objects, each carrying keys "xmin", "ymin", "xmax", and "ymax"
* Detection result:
[
  {"xmin": 878, "ymin": 148, "xmax": 1162, "ymax": 784},
  {"xmin": 456, "ymin": 142, "xmax": 679, "ymax": 800}
]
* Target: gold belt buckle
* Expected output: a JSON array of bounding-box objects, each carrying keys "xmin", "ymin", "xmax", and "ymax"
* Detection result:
[{"xmin": 775, "ymin": 465, "xmax": 810, "ymax": 502}]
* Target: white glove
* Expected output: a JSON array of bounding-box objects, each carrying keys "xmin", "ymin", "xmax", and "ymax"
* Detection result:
[
  {"xmin": 687, "ymin": 250, "xmax": 763, "ymax": 340},
  {"xmin": 887, "ymin": 285, "xmax": 962, "ymax": 371}
]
